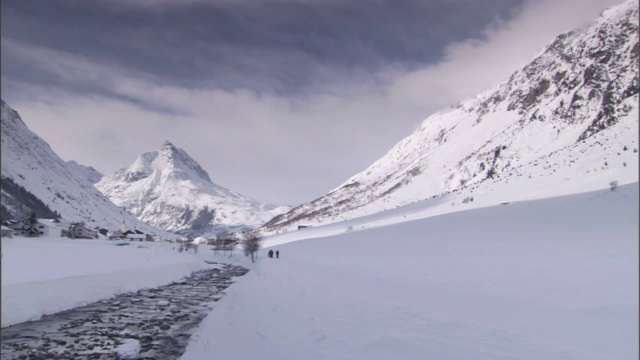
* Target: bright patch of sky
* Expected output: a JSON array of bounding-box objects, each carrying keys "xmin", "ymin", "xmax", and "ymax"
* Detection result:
[{"xmin": 0, "ymin": 0, "xmax": 623, "ymax": 206}]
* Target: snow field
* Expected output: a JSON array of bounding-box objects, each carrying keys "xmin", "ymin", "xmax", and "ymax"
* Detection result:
[
  {"xmin": 1, "ymin": 183, "xmax": 637, "ymax": 359},
  {"xmin": 182, "ymin": 183, "xmax": 639, "ymax": 360}
]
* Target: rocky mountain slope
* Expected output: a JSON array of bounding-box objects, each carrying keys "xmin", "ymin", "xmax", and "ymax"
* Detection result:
[
  {"xmin": 264, "ymin": 0, "xmax": 639, "ymax": 232},
  {"xmin": 95, "ymin": 141, "xmax": 289, "ymax": 237},
  {"xmin": 66, "ymin": 161, "xmax": 104, "ymax": 184},
  {"xmin": 0, "ymin": 100, "xmax": 172, "ymax": 236}
]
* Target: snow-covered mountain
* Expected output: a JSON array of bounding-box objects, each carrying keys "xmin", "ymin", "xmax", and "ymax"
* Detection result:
[
  {"xmin": 0, "ymin": 100, "xmax": 173, "ymax": 236},
  {"xmin": 66, "ymin": 161, "xmax": 104, "ymax": 184},
  {"xmin": 95, "ymin": 141, "xmax": 289, "ymax": 237},
  {"xmin": 264, "ymin": 0, "xmax": 639, "ymax": 232}
]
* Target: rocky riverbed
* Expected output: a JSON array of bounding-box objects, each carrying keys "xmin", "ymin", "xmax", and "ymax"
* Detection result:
[{"xmin": 1, "ymin": 262, "xmax": 248, "ymax": 360}]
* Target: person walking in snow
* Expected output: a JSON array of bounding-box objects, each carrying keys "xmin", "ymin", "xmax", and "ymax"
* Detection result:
[
  {"xmin": 268, "ymin": 249, "xmax": 273, "ymax": 258},
  {"xmin": 276, "ymin": 250, "xmax": 279, "ymax": 259}
]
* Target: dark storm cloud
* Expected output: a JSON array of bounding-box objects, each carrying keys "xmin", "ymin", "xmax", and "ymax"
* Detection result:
[
  {"xmin": 1, "ymin": 41, "xmax": 186, "ymax": 116},
  {"xmin": 2, "ymin": 0, "xmax": 525, "ymax": 95}
]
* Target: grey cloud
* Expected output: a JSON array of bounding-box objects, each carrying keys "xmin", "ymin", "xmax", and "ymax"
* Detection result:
[{"xmin": 2, "ymin": 0, "xmax": 525, "ymax": 95}]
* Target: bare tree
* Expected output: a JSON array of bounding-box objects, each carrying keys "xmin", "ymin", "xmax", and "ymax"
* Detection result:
[
  {"xmin": 212, "ymin": 237, "xmax": 223, "ymax": 256},
  {"xmin": 212, "ymin": 230, "xmax": 237, "ymax": 257},
  {"xmin": 609, "ymin": 180, "xmax": 619, "ymax": 191},
  {"xmin": 241, "ymin": 230, "xmax": 262, "ymax": 263},
  {"xmin": 26, "ymin": 211, "xmax": 39, "ymax": 237},
  {"xmin": 223, "ymin": 238, "xmax": 236, "ymax": 257}
]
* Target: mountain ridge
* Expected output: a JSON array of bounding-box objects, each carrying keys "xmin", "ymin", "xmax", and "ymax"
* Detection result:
[
  {"xmin": 66, "ymin": 160, "xmax": 104, "ymax": 184},
  {"xmin": 0, "ymin": 99, "xmax": 172, "ymax": 236},
  {"xmin": 263, "ymin": 0, "xmax": 639, "ymax": 232},
  {"xmin": 96, "ymin": 141, "xmax": 290, "ymax": 237}
]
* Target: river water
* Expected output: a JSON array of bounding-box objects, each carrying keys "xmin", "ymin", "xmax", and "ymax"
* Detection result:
[{"xmin": 1, "ymin": 262, "xmax": 249, "ymax": 359}]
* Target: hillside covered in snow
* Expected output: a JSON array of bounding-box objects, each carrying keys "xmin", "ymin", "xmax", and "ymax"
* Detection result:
[
  {"xmin": 264, "ymin": 0, "xmax": 639, "ymax": 232},
  {"xmin": 0, "ymin": 100, "xmax": 173, "ymax": 236},
  {"xmin": 66, "ymin": 161, "xmax": 103, "ymax": 185}
]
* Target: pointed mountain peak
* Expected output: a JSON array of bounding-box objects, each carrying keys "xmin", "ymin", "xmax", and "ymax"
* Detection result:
[
  {"xmin": 153, "ymin": 141, "xmax": 212, "ymax": 183},
  {"xmin": 159, "ymin": 140, "xmax": 183, "ymax": 160},
  {"xmin": 96, "ymin": 139, "xmax": 290, "ymax": 237},
  {"xmin": 111, "ymin": 141, "xmax": 212, "ymax": 184}
]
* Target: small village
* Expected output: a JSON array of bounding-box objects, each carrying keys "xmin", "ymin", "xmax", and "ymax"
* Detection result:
[
  {"xmin": 0, "ymin": 213, "xmax": 243, "ymax": 251},
  {"xmin": 2, "ymin": 214, "xmax": 165, "ymax": 242}
]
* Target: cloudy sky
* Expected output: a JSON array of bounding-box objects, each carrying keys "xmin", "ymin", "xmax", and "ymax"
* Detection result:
[{"xmin": 1, "ymin": 0, "xmax": 621, "ymax": 206}]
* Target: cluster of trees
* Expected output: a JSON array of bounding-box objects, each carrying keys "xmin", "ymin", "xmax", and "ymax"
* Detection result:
[
  {"xmin": 0, "ymin": 176, "xmax": 60, "ymax": 222},
  {"xmin": 23, "ymin": 212, "xmax": 40, "ymax": 237},
  {"xmin": 212, "ymin": 230, "xmax": 237, "ymax": 257},
  {"xmin": 210, "ymin": 229, "xmax": 263, "ymax": 263}
]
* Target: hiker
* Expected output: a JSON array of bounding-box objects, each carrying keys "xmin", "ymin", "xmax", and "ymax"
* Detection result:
[
  {"xmin": 276, "ymin": 250, "xmax": 279, "ymax": 259},
  {"xmin": 268, "ymin": 249, "xmax": 273, "ymax": 258}
]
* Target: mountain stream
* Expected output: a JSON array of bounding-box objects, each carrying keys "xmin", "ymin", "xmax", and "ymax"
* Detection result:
[{"xmin": 1, "ymin": 262, "xmax": 249, "ymax": 359}]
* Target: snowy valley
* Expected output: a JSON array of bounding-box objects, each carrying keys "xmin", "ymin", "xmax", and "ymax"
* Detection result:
[
  {"xmin": 2, "ymin": 181, "xmax": 637, "ymax": 359},
  {"xmin": 1, "ymin": 1, "xmax": 639, "ymax": 359}
]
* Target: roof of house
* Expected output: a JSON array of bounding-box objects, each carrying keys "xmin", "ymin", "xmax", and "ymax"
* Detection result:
[
  {"xmin": 73, "ymin": 224, "xmax": 95, "ymax": 229},
  {"xmin": 6, "ymin": 217, "xmax": 30, "ymax": 224},
  {"xmin": 126, "ymin": 234, "xmax": 146, "ymax": 238},
  {"xmin": 44, "ymin": 224, "xmax": 67, "ymax": 230},
  {"xmin": 37, "ymin": 219, "xmax": 68, "ymax": 230}
]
